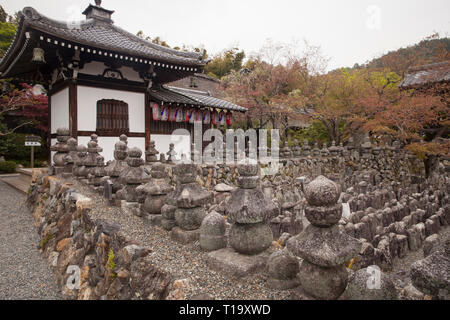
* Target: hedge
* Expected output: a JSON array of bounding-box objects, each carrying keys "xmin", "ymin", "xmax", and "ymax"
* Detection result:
[{"xmin": 0, "ymin": 161, "xmax": 17, "ymax": 174}]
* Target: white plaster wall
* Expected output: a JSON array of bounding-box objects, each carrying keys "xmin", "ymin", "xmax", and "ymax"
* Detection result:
[
  {"xmin": 51, "ymin": 88, "xmax": 69, "ymax": 134},
  {"xmin": 152, "ymin": 134, "xmax": 191, "ymax": 160},
  {"xmin": 77, "ymin": 136, "xmax": 145, "ymax": 163},
  {"xmin": 81, "ymin": 61, "xmax": 143, "ymax": 82},
  {"xmin": 77, "ymin": 86, "xmax": 145, "ymax": 133}
]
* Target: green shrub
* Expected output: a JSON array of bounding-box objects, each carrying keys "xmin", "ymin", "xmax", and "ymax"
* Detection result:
[
  {"xmin": 0, "ymin": 133, "xmax": 48, "ymax": 162},
  {"xmin": 0, "ymin": 161, "xmax": 17, "ymax": 173}
]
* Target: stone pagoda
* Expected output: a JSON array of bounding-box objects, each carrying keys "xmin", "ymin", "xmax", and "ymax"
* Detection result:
[
  {"xmin": 292, "ymin": 139, "xmax": 302, "ymax": 158},
  {"xmin": 167, "ymin": 143, "xmax": 177, "ymax": 164},
  {"xmin": 104, "ymin": 138, "xmax": 129, "ymax": 196},
  {"xmin": 83, "ymin": 135, "xmax": 103, "ymax": 182},
  {"xmin": 64, "ymin": 137, "xmax": 79, "ymax": 175},
  {"xmin": 171, "ymin": 163, "xmax": 213, "ymax": 244},
  {"xmin": 116, "ymin": 147, "xmax": 150, "ymax": 205},
  {"xmin": 287, "ymin": 175, "xmax": 361, "ymax": 299},
  {"xmin": 145, "ymin": 140, "xmax": 159, "ymax": 164},
  {"xmin": 72, "ymin": 145, "xmax": 88, "ymax": 180},
  {"xmin": 206, "ymin": 159, "xmax": 278, "ymax": 277},
  {"xmin": 140, "ymin": 163, "xmax": 173, "ymax": 225},
  {"xmin": 50, "ymin": 128, "xmax": 70, "ymax": 174},
  {"xmin": 226, "ymin": 159, "xmax": 278, "ymax": 255}
]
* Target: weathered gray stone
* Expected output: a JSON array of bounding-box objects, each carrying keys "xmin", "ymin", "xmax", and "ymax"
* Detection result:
[
  {"xmin": 267, "ymin": 249, "xmax": 301, "ymax": 289},
  {"xmin": 170, "ymin": 227, "xmax": 200, "ymax": 244},
  {"xmin": 411, "ymin": 239, "xmax": 450, "ymax": 299},
  {"xmin": 304, "ymin": 175, "xmax": 341, "ymax": 207},
  {"xmin": 343, "ymin": 266, "xmax": 398, "ymax": 300},
  {"xmin": 199, "ymin": 211, "xmax": 227, "ymax": 251},
  {"xmin": 406, "ymin": 228, "xmax": 422, "ymax": 252},
  {"xmin": 229, "ymin": 222, "xmax": 273, "ymax": 255},
  {"xmin": 287, "ymin": 224, "xmax": 361, "ymax": 267},
  {"xmin": 206, "ymin": 247, "xmax": 269, "ymax": 277},
  {"xmin": 175, "ymin": 207, "xmax": 206, "ymax": 231},
  {"xmin": 423, "ymin": 234, "xmax": 440, "ymax": 257},
  {"xmin": 298, "ymin": 260, "xmax": 348, "ymax": 300}
]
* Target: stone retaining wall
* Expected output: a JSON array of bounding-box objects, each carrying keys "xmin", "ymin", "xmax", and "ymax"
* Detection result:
[{"xmin": 26, "ymin": 170, "xmax": 174, "ymax": 300}]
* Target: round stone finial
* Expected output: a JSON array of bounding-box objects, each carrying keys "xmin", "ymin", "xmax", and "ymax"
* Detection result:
[
  {"xmin": 120, "ymin": 134, "xmax": 128, "ymax": 143},
  {"xmin": 95, "ymin": 0, "xmax": 102, "ymax": 7},
  {"xmin": 115, "ymin": 140, "xmax": 127, "ymax": 151},
  {"xmin": 237, "ymin": 159, "xmax": 259, "ymax": 176},
  {"xmin": 128, "ymin": 147, "xmax": 142, "ymax": 158},
  {"xmin": 304, "ymin": 175, "xmax": 340, "ymax": 207},
  {"xmin": 87, "ymin": 140, "xmax": 98, "ymax": 149},
  {"xmin": 56, "ymin": 127, "xmax": 70, "ymax": 136},
  {"xmin": 77, "ymin": 145, "xmax": 87, "ymax": 153}
]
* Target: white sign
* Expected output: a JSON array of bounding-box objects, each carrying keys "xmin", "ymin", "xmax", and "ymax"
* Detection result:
[{"xmin": 25, "ymin": 141, "xmax": 41, "ymax": 147}]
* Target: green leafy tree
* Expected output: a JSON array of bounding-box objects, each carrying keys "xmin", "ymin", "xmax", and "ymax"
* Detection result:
[
  {"xmin": 204, "ymin": 48, "xmax": 245, "ymax": 79},
  {"xmin": 0, "ymin": 21, "xmax": 16, "ymax": 58}
]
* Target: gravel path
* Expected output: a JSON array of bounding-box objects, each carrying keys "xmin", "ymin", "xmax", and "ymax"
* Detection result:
[{"xmin": 0, "ymin": 180, "xmax": 61, "ymax": 300}]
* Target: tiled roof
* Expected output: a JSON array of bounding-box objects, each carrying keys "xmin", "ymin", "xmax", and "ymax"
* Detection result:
[
  {"xmin": 1, "ymin": 7, "xmax": 206, "ymax": 70},
  {"xmin": 167, "ymin": 86, "xmax": 247, "ymax": 112},
  {"xmin": 148, "ymin": 86, "xmax": 247, "ymax": 113},
  {"xmin": 400, "ymin": 61, "xmax": 450, "ymax": 88}
]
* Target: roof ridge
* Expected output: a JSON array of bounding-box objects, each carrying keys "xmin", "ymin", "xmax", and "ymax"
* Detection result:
[
  {"xmin": 110, "ymin": 24, "xmax": 204, "ymax": 61},
  {"xmin": 166, "ymin": 86, "xmax": 210, "ymax": 96},
  {"xmin": 163, "ymin": 85, "xmax": 205, "ymax": 105},
  {"xmin": 22, "ymin": 7, "xmax": 96, "ymax": 30},
  {"xmin": 20, "ymin": 6, "xmax": 205, "ymax": 63}
]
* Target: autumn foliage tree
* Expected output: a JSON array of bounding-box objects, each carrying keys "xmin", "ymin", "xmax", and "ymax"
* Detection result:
[{"xmin": 0, "ymin": 83, "xmax": 48, "ymax": 136}]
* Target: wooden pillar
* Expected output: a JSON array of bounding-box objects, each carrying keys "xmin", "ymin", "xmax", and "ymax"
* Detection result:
[
  {"xmin": 48, "ymin": 93, "xmax": 52, "ymax": 164},
  {"xmin": 145, "ymin": 91, "xmax": 151, "ymax": 151},
  {"xmin": 68, "ymin": 81, "xmax": 78, "ymax": 139}
]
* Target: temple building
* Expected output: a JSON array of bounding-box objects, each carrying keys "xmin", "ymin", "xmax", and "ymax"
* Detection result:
[{"xmin": 0, "ymin": 0, "xmax": 246, "ymax": 161}]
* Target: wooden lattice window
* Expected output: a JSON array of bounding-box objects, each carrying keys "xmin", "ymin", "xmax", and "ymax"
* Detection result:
[{"xmin": 96, "ymin": 99, "xmax": 129, "ymax": 134}]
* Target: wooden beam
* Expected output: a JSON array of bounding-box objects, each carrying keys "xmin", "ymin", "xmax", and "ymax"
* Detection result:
[
  {"xmin": 145, "ymin": 91, "xmax": 151, "ymax": 151},
  {"xmin": 69, "ymin": 81, "xmax": 78, "ymax": 139},
  {"xmin": 48, "ymin": 92, "xmax": 52, "ymax": 164},
  {"xmin": 76, "ymin": 131, "xmax": 145, "ymax": 138}
]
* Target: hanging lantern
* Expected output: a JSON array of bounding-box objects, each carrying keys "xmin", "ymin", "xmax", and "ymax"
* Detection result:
[
  {"xmin": 184, "ymin": 108, "xmax": 191, "ymax": 122},
  {"xmin": 203, "ymin": 109, "xmax": 211, "ymax": 125},
  {"xmin": 161, "ymin": 106, "xmax": 169, "ymax": 121},
  {"xmin": 218, "ymin": 111, "xmax": 226, "ymax": 126},
  {"xmin": 195, "ymin": 109, "xmax": 202, "ymax": 123},
  {"xmin": 226, "ymin": 112, "xmax": 232, "ymax": 126},
  {"xmin": 211, "ymin": 110, "xmax": 218, "ymax": 125},
  {"xmin": 175, "ymin": 107, "xmax": 184, "ymax": 122},
  {"xmin": 32, "ymin": 47, "xmax": 46, "ymax": 64},
  {"xmin": 168, "ymin": 106, "xmax": 176, "ymax": 122},
  {"xmin": 152, "ymin": 102, "xmax": 161, "ymax": 120},
  {"xmin": 188, "ymin": 109, "xmax": 195, "ymax": 124}
]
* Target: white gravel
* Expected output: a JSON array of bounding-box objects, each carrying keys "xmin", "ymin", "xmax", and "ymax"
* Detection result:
[{"xmin": 0, "ymin": 180, "xmax": 62, "ymax": 300}]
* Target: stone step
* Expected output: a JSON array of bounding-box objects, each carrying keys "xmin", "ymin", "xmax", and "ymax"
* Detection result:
[{"xmin": 0, "ymin": 169, "xmax": 32, "ymax": 194}]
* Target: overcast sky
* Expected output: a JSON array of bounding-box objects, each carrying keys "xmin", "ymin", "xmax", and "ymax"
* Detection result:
[{"xmin": 3, "ymin": 0, "xmax": 449, "ymax": 70}]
